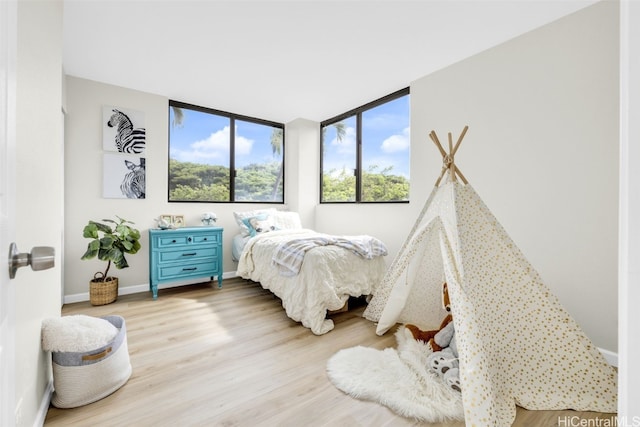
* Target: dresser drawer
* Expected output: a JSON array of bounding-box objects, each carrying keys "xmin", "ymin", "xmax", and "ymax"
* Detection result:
[
  {"xmin": 158, "ymin": 259, "xmax": 217, "ymax": 280},
  {"xmin": 156, "ymin": 232, "xmax": 220, "ymax": 248},
  {"xmin": 192, "ymin": 233, "xmax": 219, "ymax": 244},
  {"xmin": 157, "ymin": 235, "xmax": 189, "ymax": 246},
  {"xmin": 157, "ymin": 247, "xmax": 218, "ymax": 263}
]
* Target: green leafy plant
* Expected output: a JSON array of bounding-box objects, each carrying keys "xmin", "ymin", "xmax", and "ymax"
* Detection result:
[{"xmin": 81, "ymin": 216, "xmax": 141, "ymax": 281}]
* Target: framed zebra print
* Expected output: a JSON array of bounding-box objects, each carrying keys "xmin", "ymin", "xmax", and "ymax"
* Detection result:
[
  {"xmin": 103, "ymin": 153, "xmax": 146, "ymax": 199},
  {"xmin": 103, "ymin": 106, "xmax": 146, "ymax": 155}
]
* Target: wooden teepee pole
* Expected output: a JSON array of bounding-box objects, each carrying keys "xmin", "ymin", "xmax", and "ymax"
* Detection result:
[
  {"xmin": 448, "ymin": 132, "xmax": 456, "ymax": 182},
  {"xmin": 430, "ymin": 126, "xmax": 469, "ymax": 186}
]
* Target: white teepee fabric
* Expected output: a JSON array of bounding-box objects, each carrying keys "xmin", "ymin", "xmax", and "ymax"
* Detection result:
[{"xmin": 363, "ymin": 181, "xmax": 617, "ymax": 426}]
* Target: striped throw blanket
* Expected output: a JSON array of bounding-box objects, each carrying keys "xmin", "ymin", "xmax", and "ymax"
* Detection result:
[{"xmin": 272, "ymin": 234, "xmax": 387, "ymax": 277}]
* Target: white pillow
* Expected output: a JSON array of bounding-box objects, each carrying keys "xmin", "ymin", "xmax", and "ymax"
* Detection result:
[
  {"xmin": 272, "ymin": 211, "xmax": 302, "ymax": 230},
  {"xmin": 233, "ymin": 208, "xmax": 277, "ymax": 236},
  {"xmin": 247, "ymin": 215, "xmax": 277, "ymax": 236}
]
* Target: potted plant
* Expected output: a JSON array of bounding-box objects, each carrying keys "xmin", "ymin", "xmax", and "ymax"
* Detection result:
[{"xmin": 81, "ymin": 216, "xmax": 141, "ymax": 305}]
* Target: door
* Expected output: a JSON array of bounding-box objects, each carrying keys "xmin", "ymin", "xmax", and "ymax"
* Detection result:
[{"xmin": 0, "ymin": 1, "xmax": 17, "ymax": 425}]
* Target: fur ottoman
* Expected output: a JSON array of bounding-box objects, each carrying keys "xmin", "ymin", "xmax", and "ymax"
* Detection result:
[{"xmin": 42, "ymin": 314, "xmax": 132, "ymax": 408}]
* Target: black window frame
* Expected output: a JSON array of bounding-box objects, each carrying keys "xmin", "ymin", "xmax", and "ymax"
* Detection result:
[
  {"xmin": 168, "ymin": 100, "xmax": 285, "ymax": 204},
  {"xmin": 319, "ymin": 87, "xmax": 410, "ymax": 204}
]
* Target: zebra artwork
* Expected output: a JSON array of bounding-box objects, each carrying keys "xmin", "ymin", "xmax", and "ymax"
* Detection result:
[
  {"xmin": 106, "ymin": 109, "xmax": 146, "ymax": 154},
  {"xmin": 120, "ymin": 158, "xmax": 146, "ymax": 199},
  {"xmin": 102, "ymin": 107, "xmax": 147, "ymax": 199}
]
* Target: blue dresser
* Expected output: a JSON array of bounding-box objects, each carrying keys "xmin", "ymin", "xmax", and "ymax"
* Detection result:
[{"xmin": 148, "ymin": 226, "xmax": 223, "ymax": 299}]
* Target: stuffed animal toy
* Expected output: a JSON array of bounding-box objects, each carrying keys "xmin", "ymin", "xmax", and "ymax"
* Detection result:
[
  {"xmin": 444, "ymin": 367, "xmax": 461, "ymax": 392},
  {"xmin": 405, "ymin": 282, "xmax": 453, "ymax": 352},
  {"xmin": 427, "ymin": 329, "xmax": 461, "ymax": 392},
  {"xmin": 431, "ymin": 317, "xmax": 457, "ymax": 353},
  {"xmin": 406, "ymin": 282, "xmax": 462, "ymax": 392},
  {"xmin": 428, "ymin": 347, "xmax": 457, "ymax": 376}
]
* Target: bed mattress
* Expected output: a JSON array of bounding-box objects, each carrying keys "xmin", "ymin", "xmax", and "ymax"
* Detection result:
[{"xmin": 236, "ymin": 229, "xmax": 387, "ymax": 334}]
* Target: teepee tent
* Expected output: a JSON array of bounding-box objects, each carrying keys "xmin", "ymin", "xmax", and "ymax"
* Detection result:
[{"xmin": 363, "ymin": 127, "xmax": 617, "ymax": 425}]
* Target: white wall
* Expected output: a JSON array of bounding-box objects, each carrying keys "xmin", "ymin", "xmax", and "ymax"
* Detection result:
[
  {"xmin": 284, "ymin": 118, "xmax": 318, "ymax": 228},
  {"xmin": 618, "ymin": 0, "xmax": 640, "ymax": 417},
  {"xmin": 65, "ymin": 77, "xmax": 165, "ymax": 297},
  {"xmin": 15, "ymin": 0, "xmax": 64, "ymax": 425}
]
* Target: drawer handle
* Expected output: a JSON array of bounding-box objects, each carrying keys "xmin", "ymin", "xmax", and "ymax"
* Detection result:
[
  {"xmin": 182, "ymin": 267, "xmax": 197, "ymax": 271},
  {"xmin": 188, "ymin": 237, "xmax": 192, "ymax": 242},
  {"xmin": 171, "ymin": 239, "xmax": 177, "ymax": 243},
  {"xmin": 182, "ymin": 253, "xmax": 196, "ymax": 256},
  {"xmin": 203, "ymin": 237, "xmax": 208, "ymax": 241}
]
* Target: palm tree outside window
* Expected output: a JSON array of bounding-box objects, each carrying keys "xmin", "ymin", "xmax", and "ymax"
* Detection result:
[
  {"xmin": 168, "ymin": 100, "xmax": 284, "ymax": 203},
  {"xmin": 320, "ymin": 88, "xmax": 410, "ymax": 203}
]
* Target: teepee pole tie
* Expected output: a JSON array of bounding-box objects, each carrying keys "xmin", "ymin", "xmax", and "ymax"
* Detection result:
[{"xmin": 430, "ymin": 125, "xmax": 469, "ymax": 186}]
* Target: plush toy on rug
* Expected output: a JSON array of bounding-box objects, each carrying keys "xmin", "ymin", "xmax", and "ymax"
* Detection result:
[
  {"xmin": 405, "ymin": 282, "xmax": 453, "ymax": 351},
  {"xmin": 404, "ymin": 282, "xmax": 461, "ymax": 392},
  {"xmin": 427, "ymin": 324, "xmax": 461, "ymax": 392}
]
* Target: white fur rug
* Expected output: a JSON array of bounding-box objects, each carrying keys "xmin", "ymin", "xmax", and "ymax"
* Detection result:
[{"xmin": 326, "ymin": 327, "xmax": 464, "ymax": 422}]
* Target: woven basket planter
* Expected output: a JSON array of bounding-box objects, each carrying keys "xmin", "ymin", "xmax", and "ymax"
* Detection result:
[
  {"xmin": 89, "ymin": 273, "xmax": 118, "ymax": 306},
  {"xmin": 51, "ymin": 315, "xmax": 132, "ymax": 408}
]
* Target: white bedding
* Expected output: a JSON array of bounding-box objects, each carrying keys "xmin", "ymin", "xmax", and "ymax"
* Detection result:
[
  {"xmin": 231, "ymin": 233, "xmax": 251, "ymax": 262},
  {"xmin": 236, "ymin": 229, "xmax": 387, "ymax": 335}
]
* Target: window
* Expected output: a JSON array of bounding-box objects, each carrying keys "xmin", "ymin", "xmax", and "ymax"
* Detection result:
[
  {"xmin": 168, "ymin": 101, "xmax": 284, "ymax": 203},
  {"xmin": 320, "ymin": 88, "xmax": 410, "ymax": 203}
]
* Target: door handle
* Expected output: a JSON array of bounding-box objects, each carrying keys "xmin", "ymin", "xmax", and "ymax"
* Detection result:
[{"xmin": 8, "ymin": 243, "xmax": 55, "ymax": 279}]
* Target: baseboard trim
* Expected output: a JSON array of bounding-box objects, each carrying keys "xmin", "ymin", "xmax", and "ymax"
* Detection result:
[
  {"xmin": 35, "ymin": 380, "xmax": 53, "ymax": 427},
  {"xmin": 64, "ymin": 271, "xmax": 239, "ymax": 304},
  {"xmin": 599, "ymin": 347, "xmax": 618, "ymax": 367}
]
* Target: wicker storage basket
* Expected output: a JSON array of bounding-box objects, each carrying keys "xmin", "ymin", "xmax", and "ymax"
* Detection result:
[
  {"xmin": 90, "ymin": 273, "xmax": 118, "ymax": 306},
  {"xmin": 51, "ymin": 315, "xmax": 131, "ymax": 408}
]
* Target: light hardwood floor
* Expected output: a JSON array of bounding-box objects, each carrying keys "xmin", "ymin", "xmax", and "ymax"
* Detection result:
[{"xmin": 45, "ymin": 278, "xmax": 617, "ymax": 427}]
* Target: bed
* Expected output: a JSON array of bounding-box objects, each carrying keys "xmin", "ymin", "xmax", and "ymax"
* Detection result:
[{"xmin": 233, "ymin": 209, "xmax": 388, "ymax": 335}]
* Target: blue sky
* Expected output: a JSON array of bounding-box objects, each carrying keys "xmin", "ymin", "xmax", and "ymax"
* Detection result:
[
  {"xmin": 170, "ymin": 94, "xmax": 409, "ymax": 176},
  {"xmin": 169, "ymin": 107, "xmax": 281, "ymax": 168},
  {"xmin": 323, "ymin": 94, "xmax": 410, "ymax": 178}
]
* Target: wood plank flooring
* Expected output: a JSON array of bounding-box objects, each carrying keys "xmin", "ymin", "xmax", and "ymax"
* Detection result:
[{"xmin": 44, "ymin": 278, "xmax": 617, "ymax": 427}]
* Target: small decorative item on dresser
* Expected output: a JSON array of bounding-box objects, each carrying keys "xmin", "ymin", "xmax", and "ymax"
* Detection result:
[
  {"xmin": 172, "ymin": 215, "xmax": 185, "ymax": 228},
  {"xmin": 155, "ymin": 215, "xmax": 173, "ymax": 229},
  {"xmin": 81, "ymin": 216, "xmax": 141, "ymax": 305},
  {"xmin": 201, "ymin": 212, "xmax": 217, "ymax": 225}
]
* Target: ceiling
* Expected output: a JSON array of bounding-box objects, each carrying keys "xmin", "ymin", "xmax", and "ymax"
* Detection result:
[{"xmin": 63, "ymin": 0, "xmax": 598, "ymax": 124}]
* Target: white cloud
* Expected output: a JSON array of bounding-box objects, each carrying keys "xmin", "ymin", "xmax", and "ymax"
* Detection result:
[
  {"xmin": 331, "ymin": 126, "xmax": 357, "ymax": 155},
  {"xmin": 380, "ymin": 127, "xmax": 410, "ymax": 153},
  {"xmin": 234, "ymin": 135, "xmax": 253, "ymax": 156},
  {"xmin": 190, "ymin": 126, "xmax": 229, "ymax": 157},
  {"xmin": 171, "ymin": 125, "xmax": 254, "ymax": 163}
]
